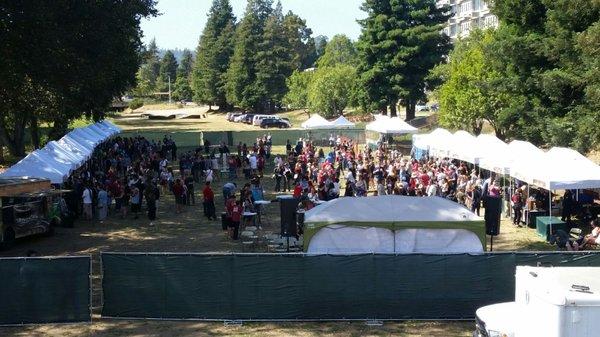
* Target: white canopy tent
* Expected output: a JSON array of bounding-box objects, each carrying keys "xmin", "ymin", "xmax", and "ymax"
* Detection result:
[
  {"xmin": 413, "ymin": 128, "xmax": 454, "ymax": 157},
  {"xmin": 447, "ymin": 131, "xmax": 478, "ymax": 162},
  {"xmin": 0, "ymin": 120, "xmax": 120, "ymax": 184},
  {"xmin": 45, "ymin": 141, "xmax": 84, "ymax": 164},
  {"xmin": 507, "ymin": 140, "xmax": 548, "ymax": 185},
  {"xmin": 1, "ymin": 156, "xmax": 68, "ymax": 184},
  {"xmin": 330, "ymin": 115, "xmax": 355, "ymax": 129},
  {"xmin": 528, "ymin": 148, "xmax": 600, "ymax": 190},
  {"xmin": 304, "ymin": 196, "xmax": 485, "ymax": 255},
  {"xmin": 301, "ymin": 114, "xmax": 332, "ymax": 129},
  {"xmin": 365, "ymin": 116, "xmax": 418, "ymax": 135}
]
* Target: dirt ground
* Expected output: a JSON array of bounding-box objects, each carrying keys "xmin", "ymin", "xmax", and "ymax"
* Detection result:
[{"xmin": 0, "ymin": 320, "xmax": 474, "ymax": 337}]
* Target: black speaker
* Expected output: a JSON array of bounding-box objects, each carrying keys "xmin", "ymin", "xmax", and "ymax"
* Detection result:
[
  {"xmin": 280, "ymin": 197, "xmax": 299, "ymax": 237},
  {"xmin": 484, "ymin": 196, "xmax": 502, "ymax": 236}
]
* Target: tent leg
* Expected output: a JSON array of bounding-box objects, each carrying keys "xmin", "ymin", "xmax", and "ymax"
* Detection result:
[{"xmin": 549, "ymin": 190, "xmax": 553, "ymax": 238}]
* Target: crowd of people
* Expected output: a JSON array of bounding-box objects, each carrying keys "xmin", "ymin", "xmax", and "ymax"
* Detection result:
[{"xmin": 57, "ymin": 131, "xmax": 598, "ymax": 250}]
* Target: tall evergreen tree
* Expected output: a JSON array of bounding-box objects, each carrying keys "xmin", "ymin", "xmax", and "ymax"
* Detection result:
[
  {"xmin": 225, "ymin": 0, "xmax": 273, "ymax": 111},
  {"xmin": 317, "ymin": 34, "xmax": 358, "ymax": 68},
  {"xmin": 177, "ymin": 49, "xmax": 194, "ymax": 79},
  {"xmin": 156, "ymin": 50, "xmax": 178, "ymax": 91},
  {"xmin": 255, "ymin": 1, "xmax": 292, "ymax": 112},
  {"xmin": 282, "ymin": 11, "xmax": 316, "ymax": 70},
  {"xmin": 146, "ymin": 38, "xmax": 161, "ymax": 86},
  {"xmin": 192, "ymin": 0, "xmax": 236, "ymax": 110},
  {"xmin": 357, "ymin": 0, "xmax": 452, "ymax": 120}
]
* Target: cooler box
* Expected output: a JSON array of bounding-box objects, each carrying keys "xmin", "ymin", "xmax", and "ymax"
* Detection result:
[{"xmin": 536, "ymin": 216, "xmax": 567, "ymax": 241}]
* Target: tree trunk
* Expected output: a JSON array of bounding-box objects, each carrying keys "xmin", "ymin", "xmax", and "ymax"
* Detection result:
[
  {"xmin": 30, "ymin": 115, "xmax": 41, "ymax": 149},
  {"xmin": 0, "ymin": 120, "xmax": 26, "ymax": 157},
  {"xmin": 0, "ymin": 142, "xmax": 4, "ymax": 164},
  {"xmin": 405, "ymin": 98, "xmax": 416, "ymax": 121},
  {"xmin": 389, "ymin": 102, "xmax": 397, "ymax": 117},
  {"xmin": 49, "ymin": 119, "xmax": 69, "ymax": 141}
]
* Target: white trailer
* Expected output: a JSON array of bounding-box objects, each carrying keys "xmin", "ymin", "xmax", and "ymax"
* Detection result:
[{"xmin": 475, "ymin": 266, "xmax": 600, "ymax": 337}]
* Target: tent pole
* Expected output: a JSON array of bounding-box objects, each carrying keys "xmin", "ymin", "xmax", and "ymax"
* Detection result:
[
  {"xmin": 509, "ymin": 177, "xmax": 513, "ymax": 219},
  {"xmin": 549, "ymin": 190, "xmax": 553, "ymax": 237}
]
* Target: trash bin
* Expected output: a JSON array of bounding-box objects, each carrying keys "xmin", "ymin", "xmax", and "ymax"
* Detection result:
[{"xmin": 221, "ymin": 212, "xmax": 228, "ymax": 231}]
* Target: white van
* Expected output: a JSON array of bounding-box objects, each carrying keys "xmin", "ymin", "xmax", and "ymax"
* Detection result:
[
  {"xmin": 475, "ymin": 266, "xmax": 600, "ymax": 337},
  {"xmin": 252, "ymin": 115, "xmax": 279, "ymax": 126}
]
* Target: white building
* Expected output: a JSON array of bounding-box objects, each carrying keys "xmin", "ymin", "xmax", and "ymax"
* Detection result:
[{"xmin": 437, "ymin": 0, "xmax": 499, "ymax": 39}]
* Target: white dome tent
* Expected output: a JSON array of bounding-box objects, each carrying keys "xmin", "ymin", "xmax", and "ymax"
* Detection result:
[
  {"xmin": 301, "ymin": 114, "xmax": 332, "ymax": 129},
  {"xmin": 330, "ymin": 115, "xmax": 356, "ymax": 129},
  {"xmin": 303, "ymin": 196, "xmax": 485, "ymax": 255}
]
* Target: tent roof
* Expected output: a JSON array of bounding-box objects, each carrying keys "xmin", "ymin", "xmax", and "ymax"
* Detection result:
[
  {"xmin": 301, "ymin": 114, "xmax": 332, "ymax": 129},
  {"xmin": 330, "ymin": 115, "xmax": 355, "ymax": 128},
  {"xmin": 304, "ymin": 196, "xmax": 481, "ymax": 224},
  {"xmin": 413, "ymin": 128, "xmax": 453, "ymax": 152},
  {"xmin": 365, "ymin": 116, "xmax": 418, "ymax": 135}
]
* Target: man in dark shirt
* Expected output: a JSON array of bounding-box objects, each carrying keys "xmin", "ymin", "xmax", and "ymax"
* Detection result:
[{"xmin": 184, "ymin": 172, "xmax": 195, "ymax": 205}]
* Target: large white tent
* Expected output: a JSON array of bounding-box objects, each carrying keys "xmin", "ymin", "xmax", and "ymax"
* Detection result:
[
  {"xmin": 365, "ymin": 116, "xmax": 418, "ymax": 135},
  {"xmin": 413, "ymin": 128, "xmax": 600, "ymax": 191},
  {"xmin": 0, "ymin": 120, "xmax": 120, "ymax": 184},
  {"xmin": 301, "ymin": 114, "xmax": 332, "ymax": 129},
  {"xmin": 304, "ymin": 196, "xmax": 485, "ymax": 255},
  {"xmin": 413, "ymin": 128, "xmax": 453, "ymax": 157},
  {"xmin": 330, "ymin": 115, "xmax": 355, "ymax": 129}
]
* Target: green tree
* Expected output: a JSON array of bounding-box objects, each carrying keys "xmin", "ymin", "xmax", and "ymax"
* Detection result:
[
  {"xmin": 308, "ymin": 65, "xmax": 358, "ymax": 118},
  {"xmin": 314, "ymin": 35, "xmax": 329, "ymax": 60},
  {"xmin": 225, "ymin": 0, "xmax": 273, "ymax": 111},
  {"xmin": 172, "ymin": 76, "xmax": 193, "ymax": 101},
  {"xmin": 357, "ymin": 0, "xmax": 452, "ymax": 120},
  {"xmin": 0, "ymin": 1, "xmax": 157, "ymax": 156},
  {"xmin": 192, "ymin": 0, "xmax": 236, "ymax": 110},
  {"xmin": 254, "ymin": 1, "xmax": 292, "ymax": 112},
  {"xmin": 156, "ymin": 50, "xmax": 178, "ymax": 92},
  {"xmin": 178, "ymin": 49, "xmax": 194, "ymax": 79},
  {"xmin": 482, "ymin": 0, "xmax": 600, "ymax": 151},
  {"xmin": 436, "ymin": 29, "xmax": 518, "ymax": 137},
  {"xmin": 317, "ymin": 34, "xmax": 358, "ymax": 68},
  {"xmin": 284, "ymin": 70, "xmax": 313, "ymax": 109},
  {"xmin": 282, "ymin": 11, "xmax": 316, "ymax": 70}
]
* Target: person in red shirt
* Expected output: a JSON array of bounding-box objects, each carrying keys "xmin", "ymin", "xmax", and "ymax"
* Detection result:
[
  {"xmin": 202, "ymin": 182, "xmax": 216, "ymax": 220},
  {"xmin": 229, "ymin": 200, "xmax": 241, "ymax": 240},
  {"xmin": 293, "ymin": 182, "xmax": 302, "ymax": 198},
  {"xmin": 172, "ymin": 179, "xmax": 185, "ymax": 214}
]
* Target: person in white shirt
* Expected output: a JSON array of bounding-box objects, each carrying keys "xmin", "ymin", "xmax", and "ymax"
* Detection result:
[
  {"xmin": 249, "ymin": 154, "xmax": 258, "ymax": 173},
  {"xmin": 82, "ymin": 186, "xmax": 93, "ymax": 220},
  {"xmin": 426, "ymin": 182, "xmax": 438, "ymax": 197}
]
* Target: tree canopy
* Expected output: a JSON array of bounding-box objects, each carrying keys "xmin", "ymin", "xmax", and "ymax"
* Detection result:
[
  {"xmin": 439, "ymin": 0, "xmax": 600, "ymax": 152},
  {"xmin": 0, "ymin": 1, "xmax": 157, "ymax": 156},
  {"xmin": 357, "ymin": 0, "xmax": 452, "ymax": 120},
  {"xmin": 192, "ymin": 0, "xmax": 236, "ymax": 110}
]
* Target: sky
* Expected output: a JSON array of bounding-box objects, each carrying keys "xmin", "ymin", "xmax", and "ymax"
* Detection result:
[{"xmin": 140, "ymin": 0, "xmax": 366, "ymax": 50}]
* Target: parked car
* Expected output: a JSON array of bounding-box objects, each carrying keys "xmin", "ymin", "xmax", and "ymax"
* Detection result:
[
  {"xmin": 243, "ymin": 114, "xmax": 256, "ymax": 124},
  {"xmin": 233, "ymin": 114, "xmax": 247, "ymax": 123},
  {"xmin": 260, "ymin": 118, "xmax": 290, "ymax": 129},
  {"xmin": 252, "ymin": 115, "xmax": 272, "ymax": 126},
  {"xmin": 416, "ymin": 103, "xmax": 430, "ymax": 112},
  {"xmin": 227, "ymin": 112, "xmax": 242, "ymax": 122}
]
